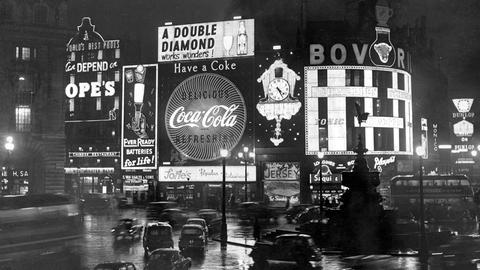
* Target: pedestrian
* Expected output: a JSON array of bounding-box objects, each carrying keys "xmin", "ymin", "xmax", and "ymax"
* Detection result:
[{"xmin": 253, "ymin": 217, "xmax": 261, "ymax": 241}]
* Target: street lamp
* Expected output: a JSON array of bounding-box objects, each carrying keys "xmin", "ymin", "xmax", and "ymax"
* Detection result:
[
  {"xmin": 415, "ymin": 146, "xmax": 428, "ymax": 265},
  {"xmin": 238, "ymin": 146, "xmax": 254, "ymax": 202},
  {"xmin": 4, "ymin": 136, "xmax": 14, "ymax": 195},
  {"xmin": 317, "ymin": 152, "xmax": 325, "ymax": 213},
  {"xmin": 220, "ymin": 148, "xmax": 229, "ymax": 249}
]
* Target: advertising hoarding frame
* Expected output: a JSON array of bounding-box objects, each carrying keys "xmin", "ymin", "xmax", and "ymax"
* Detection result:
[{"xmin": 121, "ymin": 64, "xmax": 158, "ymax": 170}]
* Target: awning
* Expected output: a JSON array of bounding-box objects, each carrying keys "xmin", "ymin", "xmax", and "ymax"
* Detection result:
[{"xmin": 264, "ymin": 180, "xmax": 299, "ymax": 197}]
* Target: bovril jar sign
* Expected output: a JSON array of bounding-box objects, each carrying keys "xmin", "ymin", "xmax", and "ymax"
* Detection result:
[{"xmin": 165, "ymin": 73, "xmax": 246, "ymax": 161}]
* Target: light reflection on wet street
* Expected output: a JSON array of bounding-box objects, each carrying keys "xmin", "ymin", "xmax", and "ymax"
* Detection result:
[
  {"xmin": 5, "ymin": 207, "xmax": 478, "ymax": 269},
  {"xmin": 77, "ymin": 208, "xmax": 255, "ymax": 270}
]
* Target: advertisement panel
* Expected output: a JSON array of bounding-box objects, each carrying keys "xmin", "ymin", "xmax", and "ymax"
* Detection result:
[
  {"xmin": 164, "ymin": 73, "xmax": 246, "ymax": 161},
  {"xmin": 305, "ymin": 65, "xmax": 412, "ymax": 156},
  {"xmin": 121, "ymin": 64, "xmax": 158, "ymax": 169},
  {"xmin": 158, "ymin": 19, "xmax": 254, "ymax": 164},
  {"xmin": 158, "ymin": 166, "xmax": 255, "ymax": 182},
  {"xmin": 254, "ymin": 52, "xmax": 304, "ymax": 149},
  {"xmin": 159, "ymin": 61, "xmax": 254, "ymax": 164},
  {"xmin": 65, "ymin": 17, "xmax": 121, "ymax": 122},
  {"xmin": 158, "ymin": 19, "xmax": 254, "ymax": 62},
  {"xmin": 263, "ymin": 162, "xmax": 300, "ymax": 181}
]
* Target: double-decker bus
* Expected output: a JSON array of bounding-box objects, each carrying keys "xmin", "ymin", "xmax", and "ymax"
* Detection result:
[
  {"xmin": 390, "ymin": 174, "xmax": 478, "ymax": 234},
  {"xmin": 0, "ymin": 194, "xmax": 83, "ymax": 269}
]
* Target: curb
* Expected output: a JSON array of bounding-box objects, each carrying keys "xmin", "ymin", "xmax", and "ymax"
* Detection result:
[{"xmin": 211, "ymin": 238, "xmax": 255, "ymax": 248}]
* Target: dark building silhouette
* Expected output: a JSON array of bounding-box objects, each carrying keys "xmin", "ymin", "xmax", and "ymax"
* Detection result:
[{"xmin": 0, "ymin": 0, "xmax": 69, "ymax": 194}]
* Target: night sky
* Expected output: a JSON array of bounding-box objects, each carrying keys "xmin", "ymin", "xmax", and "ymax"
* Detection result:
[{"xmin": 67, "ymin": 0, "xmax": 480, "ymax": 97}]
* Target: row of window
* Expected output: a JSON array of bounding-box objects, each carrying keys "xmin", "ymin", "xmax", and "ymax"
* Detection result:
[
  {"xmin": 69, "ymin": 97, "xmax": 120, "ymax": 112},
  {"xmin": 0, "ymin": 1, "xmax": 59, "ymax": 25},
  {"xmin": 317, "ymin": 69, "xmax": 406, "ymax": 89}
]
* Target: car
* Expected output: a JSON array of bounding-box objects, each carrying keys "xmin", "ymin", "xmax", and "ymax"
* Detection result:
[
  {"xmin": 80, "ymin": 193, "xmax": 112, "ymax": 212},
  {"xmin": 294, "ymin": 205, "xmax": 325, "ymax": 224},
  {"xmin": 159, "ymin": 208, "xmax": 188, "ymax": 227},
  {"xmin": 178, "ymin": 224, "xmax": 207, "ymax": 253},
  {"xmin": 143, "ymin": 222, "xmax": 174, "ymax": 257},
  {"xmin": 197, "ymin": 209, "xmax": 221, "ymax": 233},
  {"xmin": 116, "ymin": 197, "xmax": 128, "ymax": 208},
  {"xmin": 250, "ymin": 233, "xmax": 322, "ymax": 269},
  {"xmin": 93, "ymin": 262, "xmax": 136, "ymax": 270},
  {"xmin": 111, "ymin": 218, "xmax": 143, "ymax": 241},
  {"xmin": 144, "ymin": 248, "xmax": 191, "ymax": 270},
  {"xmin": 237, "ymin": 201, "xmax": 277, "ymax": 222},
  {"xmin": 186, "ymin": 218, "xmax": 208, "ymax": 236},
  {"xmin": 146, "ymin": 201, "xmax": 179, "ymax": 220},
  {"xmin": 285, "ymin": 204, "xmax": 312, "ymax": 223}
]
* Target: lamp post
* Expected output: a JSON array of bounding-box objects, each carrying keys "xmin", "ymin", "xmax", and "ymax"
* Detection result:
[
  {"xmin": 220, "ymin": 148, "xmax": 229, "ymax": 248},
  {"xmin": 238, "ymin": 146, "xmax": 255, "ymax": 202},
  {"xmin": 4, "ymin": 136, "xmax": 14, "ymax": 195},
  {"xmin": 317, "ymin": 152, "xmax": 325, "ymax": 212},
  {"xmin": 416, "ymin": 146, "xmax": 428, "ymax": 265}
]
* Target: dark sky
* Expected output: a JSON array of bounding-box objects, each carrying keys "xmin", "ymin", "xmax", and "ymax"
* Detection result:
[{"xmin": 67, "ymin": 0, "xmax": 480, "ymax": 98}]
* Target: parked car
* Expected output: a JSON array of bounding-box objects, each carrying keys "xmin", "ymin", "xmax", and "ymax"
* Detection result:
[
  {"xmin": 144, "ymin": 248, "xmax": 191, "ymax": 270},
  {"xmin": 111, "ymin": 218, "xmax": 143, "ymax": 241},
  {"xmin": 93, "ymin": 262, "xmax": 136, "ymax": 270},
  {"xmin": 159, "ymin": 208, "xmax": 188, "ymax": 227},
  {"xmin": 146, "ymin": 201, "xmax": 178, "ymax": 220},
  {"xmin": 80, "ymin": 193, "xmax": 112, "ymax": 212},
  {"xmin": 237, "ymin": 202, "xmax": 277, "ymax": 222},
  {"xmin": 178, "ymin": 224, "xmax": 207, "ymax": 253},
  {"xmin": 186, "ymin": 218, "xmax": 209, "ymax": 237},
  {"xmin": 285, "ymin": 204, "xmax": 312, "ymax": 223},
  {"xmin": 143, "ymin": 222, "xmax": 174, "ymax": 257},
  {"xmin": 250, "ymin": 233, "xmax": 322, "ymax": 269},
  {"xmin": 197, "ymin": 209, "xmax": 221, "ymax": 233}
]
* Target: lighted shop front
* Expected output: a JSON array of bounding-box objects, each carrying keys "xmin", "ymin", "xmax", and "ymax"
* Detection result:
[{"xmin": 158, "ymin": 166, "xmax": 255, "ymax": 208}]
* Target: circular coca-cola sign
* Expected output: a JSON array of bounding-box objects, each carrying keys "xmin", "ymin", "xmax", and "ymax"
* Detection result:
[{"xmin": 165, "ymin": 73, "xmax": 246, "ymax": 161}]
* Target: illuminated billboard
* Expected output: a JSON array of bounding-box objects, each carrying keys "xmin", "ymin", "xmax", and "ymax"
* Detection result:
[
  {"xmin": 158, "ymin": 19, "xmax": 254, "ymax": 62},
  {"xmin": 65, "ymin": 17, "xmax": 121, "ymax": 122},
  {"xmin": 121, "ymin": 64, "xmax": 158, "ymax": 169},
  {"xmin": 305, "ymin": 65, "xmax": 412, "ymax": 156},
  {"xmin": 164, "ymin": 73, "xmax": 247, "ymax": 161}
]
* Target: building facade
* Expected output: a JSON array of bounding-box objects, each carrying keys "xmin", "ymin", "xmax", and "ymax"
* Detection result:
[{"xmin": 0, "ymin": 0, "xmax": 69, "ymax": 195}]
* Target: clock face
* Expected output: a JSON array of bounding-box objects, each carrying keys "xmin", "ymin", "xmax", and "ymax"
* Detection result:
[{"xmin": 267, "ymin": 78, "xmax": 290, "ymax": 101}]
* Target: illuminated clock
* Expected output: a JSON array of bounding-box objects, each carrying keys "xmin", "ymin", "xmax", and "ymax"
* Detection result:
[{"xmin": 267, "ymin": 78, "xmax": 290, "ymax": 101}]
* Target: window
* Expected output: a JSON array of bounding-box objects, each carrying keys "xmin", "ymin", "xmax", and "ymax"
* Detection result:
[
  {"xmin": 69, "ymin": 99, "xmax": 74, "ymax": 112},
  {"xmin": 15, "ymin": 46, "xmax": 36, "ymax": 61},
  {"xmin": 0, "ymin": 1, "xmax": 13, "ymax": 21},
  {"xmin": 96, "ymin": 97, "xmax": 101, "ymax": 111},
  {"xmin": 346, "ymin": 69, "xmax": 364, "ymax": 86},
  {"xmin": 34, "ymin": 5, "xmax": 47, "ymax": 24},
  {"xmin": 15, "ymin": 105, "xmax": 31, "ymax": 132},
  {"xmin": 398, "ymin": 73, "xmax": 405, "ymax": 90}
]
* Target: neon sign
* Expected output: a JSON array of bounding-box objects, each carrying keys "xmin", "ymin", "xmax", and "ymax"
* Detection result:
[{"xmin": 165, "ymin": 73, "xmax": 246, "ymax": 161}]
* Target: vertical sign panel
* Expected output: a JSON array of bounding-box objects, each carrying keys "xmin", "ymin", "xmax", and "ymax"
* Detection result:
[{"xmin": 121, "ymin": 64, "xmax": 158, "ymax": 169}]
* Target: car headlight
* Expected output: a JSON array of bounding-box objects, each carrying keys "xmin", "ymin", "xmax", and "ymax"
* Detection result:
[{"xmin": 309, "ymin": 260, "xmax": 322, "ymax": 268}]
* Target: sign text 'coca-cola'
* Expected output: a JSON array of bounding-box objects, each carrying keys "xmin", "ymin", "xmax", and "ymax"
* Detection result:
[
  {"xmin": 165, "ymin": 73, "xmax": 246, "ymax": 161},
  {"xmin": 169, "ymin": 105, "xmax": 239, "ymax": 129}
]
